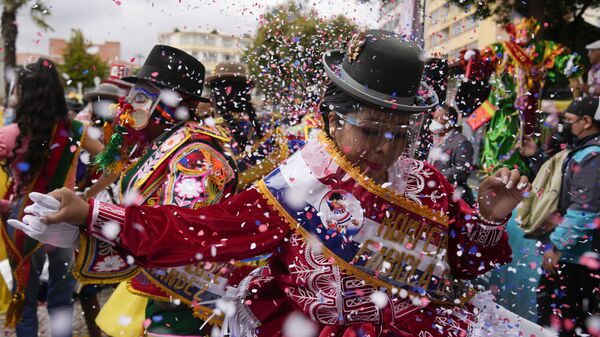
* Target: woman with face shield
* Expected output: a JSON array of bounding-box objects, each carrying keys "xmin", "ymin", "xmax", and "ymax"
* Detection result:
[{"xmin": 13, "ymin": 31, "xmax": 552, "ymax": 337}]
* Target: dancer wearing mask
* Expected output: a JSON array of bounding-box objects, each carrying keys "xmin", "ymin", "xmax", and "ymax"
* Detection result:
[
  {"xmin": 206, "ymin": 62, "xmax": 288, "ymax": 190},
  {"xmin": 68, "ymin": 45, "xmax": 240, "ymax": 337}
]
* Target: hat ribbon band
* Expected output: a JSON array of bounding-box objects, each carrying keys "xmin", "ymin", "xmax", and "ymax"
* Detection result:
[{"xmin": 339, "ymin": 67, "xmax": 415, "ymax": 105}]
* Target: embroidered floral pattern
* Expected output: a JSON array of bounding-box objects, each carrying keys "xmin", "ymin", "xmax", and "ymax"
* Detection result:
[
  {"xmin": 174, "ymin": 178, "xmax": 204, "ymax": 199},
  {"xmin": 287, "ymin": 240, "xmax": 381, "ymax": 325},
  {"xmin": 390, "ymin": 158, "xmax": 443, "ymax": 205},
  {"xmin": 93, "ymin": 255, "xmax": 127, "ymax": 272},
  {"xmin": 125, "ymin": 127, "xmax": 189, "ymax": 194}
]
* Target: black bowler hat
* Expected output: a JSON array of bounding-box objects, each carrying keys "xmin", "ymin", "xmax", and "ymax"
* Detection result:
[
  {"xmin": 123, "ymin": 45, "xmax": 209, "ymax": 101},
  {"xmin": 322, "ymin": 29, "xmax": 438, "ymax": 112}
]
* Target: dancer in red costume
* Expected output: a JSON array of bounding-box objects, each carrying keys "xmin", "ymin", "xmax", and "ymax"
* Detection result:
[{"xmin": 13, "ymin": 30, "xmax": 556, "ymax": 337}]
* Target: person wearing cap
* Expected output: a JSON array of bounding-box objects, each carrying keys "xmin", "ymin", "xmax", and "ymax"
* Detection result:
[
  {"xmin": 13, "ymin": 31, "xmax": 553, "ymax": 337},
  {"xmin": 571, "ymin": 39, "xmax": 600, "ymax": 97},
  {"xmin": 76, "ymin": 83, "xmax": 121, "ymax": 125},
  {"xmin": 72, "ymin": 83, "xmax": 122, "ymax": 337},
  {"xmin": 537, "ymin": 96, "xmax": 600, "ymax": 336},
  {"xmin": 75, "ymin": 83, "xmax": 122, "ymax": 203},
  {"xmin": 54, "ymin": 45, "xmax": 241, "ymax": 337},
  {"xmin": 206, "ymin": 61, "xmax": 288, "ymax": 190}
]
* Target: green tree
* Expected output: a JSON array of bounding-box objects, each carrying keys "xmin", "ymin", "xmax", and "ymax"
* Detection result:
[
  {"xmin": 244, "ymin": 2, "xmax": 357, "ymax": 110},
  {"xmin": 61, "ymin": 29, "xmax": 108, "ymax": 88},
  {"xmin": 1, "ymin": 0, "xmax": 52, "ymax": 95}
]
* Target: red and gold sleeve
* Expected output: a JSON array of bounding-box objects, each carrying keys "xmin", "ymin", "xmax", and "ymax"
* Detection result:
[{"xmin": 84, "ymin": 186, "xmax": 289, "ymax": 268}]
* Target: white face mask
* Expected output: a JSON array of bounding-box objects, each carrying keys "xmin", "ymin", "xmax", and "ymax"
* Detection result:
[{"xmin": 428, "ymin": 120, "xmax": 445, "ymax": 134}]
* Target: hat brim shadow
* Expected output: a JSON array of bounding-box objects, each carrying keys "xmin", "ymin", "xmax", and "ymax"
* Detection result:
[
  {"xmin": 322, "ymin": 50, "xmax": 438, "ymax": 112},
  {"xmin": 103, "ymin": 78, "xmax": 133, "ymax": 90},
  {"xmin": 206, "ymin": 73, "xmax": 250, "ymax": 84},
  {"xmin": 123, "ymin": 76, "xmax": 210, "ymax": 103}
]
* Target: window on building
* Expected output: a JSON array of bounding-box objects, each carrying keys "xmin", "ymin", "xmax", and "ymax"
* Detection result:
[
  {"xmin": 222, "ymin": 38, "xmax": 236, "ymax": 48},
  {"xmin": 450, "ymin": 21, "xmax": 465, "ymax": 36},
  {"xmin": 202, "ymin": 36, "xmax": 217, "ymax": 46},
  {"xmin": 181, "ymin": 34, "xmax": 195, "ymax": 44},
  {"xmin": 430, "ymin": 4, "xmax": 450, "ymax": 26},
  {"xmin": 430, "ymin": 27, "xmax": 449, "ymax": 46},
  {"xmin": 464, "ymin": 15, "xmax": 477, "ymax": 30}
]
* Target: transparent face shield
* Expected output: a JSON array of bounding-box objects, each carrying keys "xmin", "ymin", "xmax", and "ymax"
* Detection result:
[{"xmin": 333, "ymin": 109, "xmax": 425, "ymax": 161}]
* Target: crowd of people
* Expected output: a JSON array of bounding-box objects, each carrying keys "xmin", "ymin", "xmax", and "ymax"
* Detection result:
[{"xmin": 0, "ymin": 17, "xmax": 597, "ymax": 337}]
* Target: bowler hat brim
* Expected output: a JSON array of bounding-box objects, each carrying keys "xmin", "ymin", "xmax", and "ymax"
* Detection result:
[
  {"xmin": 83, "ymin": 90, "xmax": 120, "ymax": 103},
  {"xmin": 123, "ymin": 74, "xmax": 210, "ymax": 103},
  {"xmin": 322, "ymin": 50, "xmax": 438, "ymax": 112}
]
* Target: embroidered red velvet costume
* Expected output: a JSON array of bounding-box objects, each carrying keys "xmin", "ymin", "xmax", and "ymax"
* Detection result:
[{"xmin": 84, "ymin": 134, "xmax": 515, "ymax": 337}]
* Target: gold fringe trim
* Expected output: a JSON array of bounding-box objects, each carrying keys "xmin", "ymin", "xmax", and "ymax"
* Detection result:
[
  {"xmin": 4, "ymin": 292, "xmax": 24, "ymax": 328},
  {"xmin": 317, "ymin": 132, "xmax": 449, "ymax": 226},
  {"xmin": 126, "ymin": 273, "xmax": 225, "ymax": 326},
  {"xmin": 236, "ymin": 128, "xmax": 289, "ymax": 191},
  {"xmin": 256, "ymin": 179, "xmax": 467, "ymax": 307}
]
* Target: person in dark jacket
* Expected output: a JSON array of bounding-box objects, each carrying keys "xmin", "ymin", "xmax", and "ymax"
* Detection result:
[
  {"xmin": 427, "ymin": 104, "xmax": 475, "ymax": 206},
  {"xmin": 537, "ymin": 96, "xmax": 600, "ymax": 337}
]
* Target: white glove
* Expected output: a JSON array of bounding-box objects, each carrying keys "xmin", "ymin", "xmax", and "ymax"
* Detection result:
[
  {"xmin": 7, "ymin": 216, "xmax": 80, "ymax": 249},
  {"xmin": 28, "ymin": 192, "xmax": 61, "ymax": 210},
  {"xmin": 7, "ymin": 192, "xmax": 80, "ymax": 248},
  {"xmin": 564, "ymin": 54, "xmax": 577, "ymax": 77}
]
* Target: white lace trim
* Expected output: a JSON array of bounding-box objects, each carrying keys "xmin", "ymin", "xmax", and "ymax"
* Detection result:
[{"xmin": 467, "ymin": 291, "xmax": 557, "ymax": 337}]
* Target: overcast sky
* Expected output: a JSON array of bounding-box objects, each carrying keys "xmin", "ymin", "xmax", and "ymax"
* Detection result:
[{"xmin": 15, "ymin": 0, "xmax": 381, "ymax": 61}]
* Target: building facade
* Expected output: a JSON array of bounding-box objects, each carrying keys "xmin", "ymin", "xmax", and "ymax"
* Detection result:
[
  {"xmin": 379, "ymin": 0, "xmax": 426, "ymax": 44},
  {"xmin": 158, "ymin": 30, "xmax": 252, "ymax": 75},
  {"xmin": 424, "ymin": 0, "xmax": 506, "ymax": 59},
  {"xmin": 49, "ymin": 38, "xmax": 120, "ymax": 64},
  {"xmin": 16, "ymin": 39, "xmax": 121, "ymax": 66}
]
